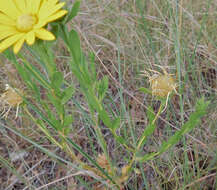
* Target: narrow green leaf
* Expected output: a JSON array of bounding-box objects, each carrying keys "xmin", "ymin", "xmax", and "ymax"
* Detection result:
[
  {"xmin": 64, "ymin": 0, "xmax": 81, "ymax": 23},
  {"xmin": 99, "ymin": 108, "xmax": 111, "ymax": 127},
  {"xmin": 63, "ymin": 115, "xmax": 74, "ymax": 127},
  {"xmin": 85, "ymin": 91, "xmax": 101, "ymax": 112},
  {"xmin": 68, "ymin": 29, "xmax": 82, "ymax": 65},
  {"xmin": 36, "ymin": 119, "xmax": 62, "ymax": 144},
  {"xmin": 61, "ymin": 86, "xmax": 75, "ymax": 104},
  {"xmin": 51, "ymin": 71, "xmax": 63, "ymax": 88},
  {"xmin": 146, "ymin": 106, "xmax": 155, "ymax": 123},
  {"xmin": 111, "ymin": 117, "xmax": 121, "ymax": 131},
  {"xmin": 89, "ymin": 52, "xmax": 97, "ymax": 81},
  {"xmin": 136, "ymin": 106, "xmax": 156, "ymax": 149},
  {"xmin": 0, "ymin": 124, "xmax": 78, "ymax": 169},
  {"xmin": 136, "ymin": 152, "xmax": 160, "ymax": 162},
  {"xmin": 115, "ymin": 136, "xmax": 126, "ymax": 145},
  {"xmin": 137, "ymin": 98, "xmax": 209, "ymax": 162},
  {"xmin": 47, "ymin": 91, "xmax": 64, "ymax": 116},
  {"xmin": 22, "ymin": 59, "xmax": 50, "ymax": 89},
  {"xmin": 139, "ymin": 87, "xmax": 152, "ymax": 95},
  {"xmin": 98, "ymin": 76, "xmax": 109, "ymax": 101}
]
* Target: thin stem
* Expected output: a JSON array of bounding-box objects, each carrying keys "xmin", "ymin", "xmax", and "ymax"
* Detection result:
[
  {"xmin": 122, "ymin": 101, "xmax": 164, "ymax": 181},
  {"xmin": 24, "ymin": 106, "xmax": 63, "ymax": 149}
]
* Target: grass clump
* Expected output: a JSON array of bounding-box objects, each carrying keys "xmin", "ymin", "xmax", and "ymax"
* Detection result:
[{"xmin": 0, "ymin": 0, "xmax": 216, "ymax": 189}]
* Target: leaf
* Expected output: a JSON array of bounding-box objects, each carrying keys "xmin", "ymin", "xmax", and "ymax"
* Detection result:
[
  {"xmin": 136, "ymin": 152, "xmax": 159, "ymax": 162},
  {"xmin": 29, "ymin": 83, "xmax": 41, "ymax": 102},
  {"xmin": 63, "ymin": 115, "xmax": 74, "ymax": 127},
  {"xmin": 64, "ymin": 0, "xmax": 81, "ymax": 24},
  {"xmin": 146, "ymin": 106, "xmax": 155, "ymax": 123},
  {"xmin": 111, "ymin": 117, "xmax": 121, "ymax": 131},
  {"xmin": 61, "ymin": 86, "xmax": 75, "ymax": 104},
  {"xmin": 51, "ymin": 71, "xmax": 63, "ymax": 88},
  {"xmin": 115, "ymin": 136, "xmax": 126, "ymax": 144},
  {"xmin": 89, "ymin": 52, "xmax": 97, "ymax": 81},
  {"xmin": 85, "ymin": 90, "xmax": 101, "ymax": 112},
  {"xmin": 137, "ymin": 97, "xmax": 209, "ymax": 162},
  {"xmin": 22, "ymin": 59, "xmax": 50, "ymax": 89},
  {"xmin": 136, "ymin": 106, "xmax": 156, "ymax": 149},
  {"xmin": 68, "ymin": 29, "xmax": 82, "ymax": 65},
  {"xmin": 1, "ymin": 124, "xmax": 74, "ymax": 167},
  {"xmin": 13, "ymin": 62, "xmax": 30, "ymax": 82},
  {"xmin": 47, "ymin": 91, "xmax": 64, "ymax": 116},
  {"xmin": 98, "ymin": 108, "xmax": 111, "ymax": 127},
  {"xmin": 139, "ymin": 87, "xmax": 152, "ymax": 95},
  {"xmin": 63, "ymin": 115, "xmax": 74, "ymax": 135},
  {"xmin": 98, "ymin": 76, "xmax": 109, "ymax": 101}
]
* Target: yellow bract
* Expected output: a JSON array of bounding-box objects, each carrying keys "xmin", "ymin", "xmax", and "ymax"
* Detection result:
[{"xmin": 0, "ymin": 0, "xmax": 68, "ymax": 54}]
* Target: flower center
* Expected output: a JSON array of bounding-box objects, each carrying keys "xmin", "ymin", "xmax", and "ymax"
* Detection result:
[{"xmin": 16, "ymin": 14, "xmax": 36, "ymax": 32}]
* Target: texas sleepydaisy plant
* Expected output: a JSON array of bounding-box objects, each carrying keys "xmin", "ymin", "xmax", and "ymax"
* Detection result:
[{"xmin": 0, "ymin": 0, "xmax": 67, "ymax": 54}]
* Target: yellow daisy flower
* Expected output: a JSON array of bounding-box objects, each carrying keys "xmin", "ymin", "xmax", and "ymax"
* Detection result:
[{"xmin": 0, "ymin": 0, "xmax": 68, "ymax": 54}]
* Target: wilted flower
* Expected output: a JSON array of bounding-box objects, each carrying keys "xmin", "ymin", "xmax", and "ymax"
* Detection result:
[
  {"xmin": 150, "ymin": 73, "xmax": 177, "ymax": 97},
  {"xmin": 142, "ymin": 65, "xmax": 178, "ymax": 112},
  {"xmin": 0, "ymin": 84, "xmax": 23, "ymax": 118},
  {"xmin": 143, "ymin": 66, "xmax": 177, "ymax": 97},
  {"xmin": 0, "ymin": 0, "xmax": 68, "ymax": 53}
]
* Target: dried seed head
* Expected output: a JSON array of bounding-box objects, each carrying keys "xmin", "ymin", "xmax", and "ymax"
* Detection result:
[
  {"xmin": 0, "ymin": 84, "xmax": 23, "ymax": 118},
  {"xmin": 3, "ymin": 84, "xmax": 23, "ymax": 106},
  {"xmin": 150, "ymin": 74, "xmax": 176, "ymax": 97},
  {"xmin": 142, "ymin": 66, "xmax": 178, "ymax": 98},
  {"xmin": 141, "ymin": 66, "xmax": 179, "ymax": 112}
]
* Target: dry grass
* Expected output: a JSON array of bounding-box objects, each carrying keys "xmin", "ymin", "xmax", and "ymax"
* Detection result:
[{"xmin": 0, "ymin": 0, "xmax": 216, "ymax": 189}]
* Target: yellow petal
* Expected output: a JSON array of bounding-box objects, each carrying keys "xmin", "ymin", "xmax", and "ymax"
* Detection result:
[
  {"xmin": 33, "ymin": 20, "xmax": 47, "ymax": 29},
  {"xmin": 0, "ymin": 13, "xmax": 16, "ymax": 25},
  {"xmin": 0, "ymin": 33, "xmax": 24, "ymax": 53},
  {"xmin": 0, "ymin": 25, "xmax": 18, "ymax": 41},
  {"xmin": 38, "ymin": 2, "xmax": 65, "ymax": 20},
  {"xmin": 25, "ymin": 31, "xmax": 35, "ymax": 45},
  {"xmin": 30, "ymin": 0, "xmax": 42, "ymax": 14},
  {"xmin": 35, "ymin": 28, "xmax": 55, "ymax": 41},
  {"xmin": 25, "ymin": 0, "xmax": 34, "ymax": 13},
  {"xmin": 47, "ymin": 0, "xmax": 59, "ymax": 5},
  {"xmin": 14, "ymin": 0, "xmax": 26, "ymax": 13},
  {"xmin": 0, "ymin": 0, "xmax": 21, "ymax": 19},
  {"xmin": 0, "ymin": 29, "xmax": 18, "ymax": 41},
  {"xmin": 44, "ymin": 10, "xmax": 67, "ymax": 23},
  {"xmin": 13, "ymin": 36, "xmax": 25, "ymax": 54},
  {"xmin": 25, "ymin": 0, "xmax": 42, "ymax": 14},
  {"xmin": 0, "ymin": 25, "xmax": 16, "ymax": 32}
]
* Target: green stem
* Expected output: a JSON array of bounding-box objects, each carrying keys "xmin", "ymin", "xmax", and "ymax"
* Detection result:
[{"xmin": 122, "ymin": 101, "xmax": 164, "ymax": 178}]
